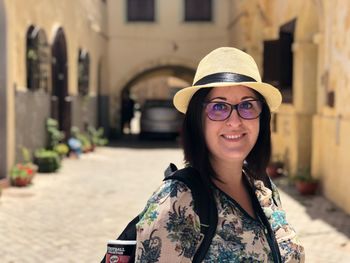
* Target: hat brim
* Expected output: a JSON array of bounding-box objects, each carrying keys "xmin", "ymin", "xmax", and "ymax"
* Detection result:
[{"xmin": 173, "ymin": 82, "xmax": 282, "ymax": 113}]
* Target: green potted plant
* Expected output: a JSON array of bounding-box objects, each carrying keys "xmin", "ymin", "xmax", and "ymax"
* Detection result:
[
  {"xmin": 71, "ymin": 126, "xmax": 93, "ymax": 153},
  {"xmin": 54, "ymin": 143, "xmax": 70, "ymax": 159},
  {"xmin": 9, "ymin": 147, "xmax": 38, "ymax": 187},
  {"xmin": 293, "ymin": 167, "xmax": 319, "ymax": 195},
  {"xmin": 88, "ymin": 126, "xmax": 109, "ymax": 148},
  {"xmin": 46, "ymin": 118, "xmax": 65, "ymax": 150},
  {"xmin": 9, "ymin": 163, "xmax": 35, "ymax": 187},
  {"xmin": 79, "ymin": 134, "xmax": 92, "ymax": 153},
  {"xmin": 34, "ymin": 149, "xmax": 61, "ymax": 173}
]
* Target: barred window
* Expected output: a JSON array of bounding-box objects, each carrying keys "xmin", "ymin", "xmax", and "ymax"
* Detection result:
[
  {"xmin": 78, "ymin": 49, "xmax": 90, "ymax": 96},
  {"xmin": 26, "ymin": 25, "xmax": 50, "ymax": 91},
  {"xmin": 184, "ymin": 0, "xmax": 212, "ymax": 22},
  {"xmin": 127, "ymin": 0, "xmax": 155, "ymax": 22}
]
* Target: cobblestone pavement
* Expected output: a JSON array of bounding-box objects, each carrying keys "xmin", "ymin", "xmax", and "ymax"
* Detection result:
[{"xmin": 0, "ymin": 140, "xmax": 349, "ymax": 262}]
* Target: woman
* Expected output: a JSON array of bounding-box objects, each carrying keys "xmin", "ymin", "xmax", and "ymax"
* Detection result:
[{"xmin": 135, "ymin": 47, "xmax": 305, "ymax": 262}]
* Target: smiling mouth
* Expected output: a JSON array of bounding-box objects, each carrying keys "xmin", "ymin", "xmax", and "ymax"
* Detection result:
[{"xmin": 222, "ymin": 134, "xmax": 245, "ymax": 140}]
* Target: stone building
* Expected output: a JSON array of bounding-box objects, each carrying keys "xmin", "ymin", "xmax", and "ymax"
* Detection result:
[
  {"xmin": 107, "ymin": 0, "xmax": 234, "ymax": 134},
  {"xmin": 0, "ymin": 0, "xmax": 109, "ymax": 185},
  {"xmin": 227, "ymin": 0, "xmax": 350, "ymax": 213},
  {"xmin": 1, "ymin": 0, "xmax": 350, "ymax": 214}
]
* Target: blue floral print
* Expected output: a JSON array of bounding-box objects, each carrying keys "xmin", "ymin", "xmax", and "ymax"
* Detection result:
[{"xmin": 135, "ymin": 179, "xmax": 305, "ymax": 262}]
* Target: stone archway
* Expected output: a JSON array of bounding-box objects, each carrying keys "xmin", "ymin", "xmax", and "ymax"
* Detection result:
[
  {"xmin": 118, "ymin": 64, "xmax": 195, "ymax": 135},
  {"xmin": 0, "ymin": 0, "xmax": 7, "ymax": 180},
  {"xmin": 51, "ymin": 27, "xmax": 71, "ymax": 139}
]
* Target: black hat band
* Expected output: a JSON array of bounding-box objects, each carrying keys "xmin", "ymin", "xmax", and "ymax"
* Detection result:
[{"xmin": 194, "ymin": 72, "xmax": 257, "ymax": 86}]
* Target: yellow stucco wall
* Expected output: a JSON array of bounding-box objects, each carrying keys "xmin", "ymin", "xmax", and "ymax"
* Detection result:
[{"xmin": 311, "ymin": 0, "xmax": 350, "ymax": 213}]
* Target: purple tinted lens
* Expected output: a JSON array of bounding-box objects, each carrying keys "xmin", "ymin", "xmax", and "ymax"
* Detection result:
[
  {"xmin": 207, "ymin": 103, "xmax": 230, "ymax": 120},
  {"xmin": 238, "ymin": 110, "xmax": 255, "ymax": 119},
  {"xmin": 238, "ymin": 101, "xmax": 261, "ymax": 119}
]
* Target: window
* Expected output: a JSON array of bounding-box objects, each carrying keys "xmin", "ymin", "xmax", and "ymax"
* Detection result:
[
  {"xmin": 184, "ymin": 0, "xmax": 212, "ymax": 22},
  {"xmin": 263, "ymin": 19, "xmax": 295, "ymax": 103},
  {"xmin": 127, "ymin": 0, "xmax": 155, "ymax": 22},
  {"xmin": 78, "ymin": 49, "xmax": 90, "ymax": 96},
  {"xmin": 26, "ymin": 25, "xmax": 50, "ymax": 91}
]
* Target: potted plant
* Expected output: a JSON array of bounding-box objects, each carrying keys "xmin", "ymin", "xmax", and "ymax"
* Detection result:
[
  {"xmin": 9, "ymin": 147, "xmax": 38, "ymax": 187},
  {"xmin": 88, "ymin": 126, "xmax": 109, "ymax": 148},
  {"xmin": 266, "ymin": 154, "xmax": 284, "ymax": 178},
  {"xmin": 71, "ymin": 126, "xmax": 93, "ymax": 153},
  {"xmin": 293, "ymin": 167, "xmax": 319, "ymax": 195},
  {"xmin": 54, "ymin": 143, "xmax": 70, "ymax": 159},
  {"xmin": 46, "ymin": 118, "xmax": 65, "ymax": 150},
  {"xmin": 9, "ymin": 163, "xmax": 35, "ymax": 187},
  {"xmin": 34, "ymin": 149, "xmax": 61, "ymax": 173}
]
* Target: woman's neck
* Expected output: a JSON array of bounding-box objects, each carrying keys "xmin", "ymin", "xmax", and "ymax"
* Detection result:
[
  {"xmin": 210, "ymin": 157, "xmax": 255, "ymax": 218},
  {"xmin": 210, "ymin": 157, "xmax": 244, "ymax": 188}
]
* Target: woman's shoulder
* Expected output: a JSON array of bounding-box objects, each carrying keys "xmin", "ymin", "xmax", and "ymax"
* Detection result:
[
  {"xmin": 139, "ymin": 179, "xmax": 196, "ymax": 220},
  {"xmin": 136, "ymin": 179, "xmax": 202, "ymax": 263},
  {"xmin": 148, "ymin": 178, "xmax": 193, "ymax": 203},
  {"xmin": 253, "ymin": 178, "xmax": 282, "ymax": 208}
]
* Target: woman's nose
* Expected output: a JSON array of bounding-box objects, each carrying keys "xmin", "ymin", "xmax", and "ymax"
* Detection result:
[{"xmin": 225, "ymin": 109, "xmax": 242, "ymax": 126}]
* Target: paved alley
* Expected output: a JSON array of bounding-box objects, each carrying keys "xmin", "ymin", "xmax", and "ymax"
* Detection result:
[{"xmin": 0, "ymin": 141, "xmax": 349, "ymax": 262}]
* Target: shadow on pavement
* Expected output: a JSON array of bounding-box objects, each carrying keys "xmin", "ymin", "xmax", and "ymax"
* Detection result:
[
  {"xmin": 108, "ymin": 134, "xmax": 182, "ymax": 149},
  {"xmin": 274, "ymin": 176, "xmax": 350, "ymax": 240}
]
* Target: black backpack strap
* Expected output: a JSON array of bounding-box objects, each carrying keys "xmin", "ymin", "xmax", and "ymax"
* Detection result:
[
  {"xmin": 163, "ymin": 164, "xmax": 218, "ymax": 263},
  {"xmin": 164, "ymin": 162, "xmax": 178, "ymax": 177},
  {"xmin": 243, "ymin": 176, "xmax": 282, "ymax": 263},
  {"xmin": 100, "ymin": 215, "xmax": 139, "ymax": 263},
  {"xmin": 102, "ymin": 164, "xmax": 217, "ymax": 263}
]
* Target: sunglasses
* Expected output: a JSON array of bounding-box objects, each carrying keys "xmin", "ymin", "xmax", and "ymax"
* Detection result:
[{"xmin": 204, "ymin": 99, "xmax": 263, "ymax": 121}]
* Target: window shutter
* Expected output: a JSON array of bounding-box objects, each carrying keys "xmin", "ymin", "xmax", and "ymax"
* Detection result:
[
  {"xmin": 185, "ymin": 0, "xmax": 212, "ymax": 21},
  {"xmin": 127, "ymin": 0, "xmax": 155, "ymax": 21},
  {"xmin": 263, "ymin": 39, "xmax": 281, "ymax": 89}
]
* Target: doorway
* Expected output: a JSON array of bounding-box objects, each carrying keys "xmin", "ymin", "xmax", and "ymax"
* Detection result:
[{"xmin": 51, "ymin": 28, "xmax": 71, "ymax": 139}]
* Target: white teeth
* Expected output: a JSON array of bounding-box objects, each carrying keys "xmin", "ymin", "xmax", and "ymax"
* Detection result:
[{"xmin": 223, "ymin": 134, "xmax": 243, "ymax": 140}]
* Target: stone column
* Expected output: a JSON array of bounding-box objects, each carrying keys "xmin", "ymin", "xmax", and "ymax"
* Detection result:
[{"xmin": 292, "ymin": 41, "xmax": 318, "ymax": 171}]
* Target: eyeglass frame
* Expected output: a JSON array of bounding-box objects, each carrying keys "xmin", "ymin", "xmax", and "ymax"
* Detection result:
[{"xmin": 203, "ymin": 99, "xmax": 264, "ymax": 121}]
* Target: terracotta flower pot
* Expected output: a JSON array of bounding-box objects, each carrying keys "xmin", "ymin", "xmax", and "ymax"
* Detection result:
[
  {"xmin": 266, "ymin": 162, "xmax": 284, "ymax": 178},
  {"xmin": 12, "ymin": 177, "xmax": 30, "ymax": 187},
  {"xmin": 295, "ymin": 181, "xmax": 319, "ymax": 195}
]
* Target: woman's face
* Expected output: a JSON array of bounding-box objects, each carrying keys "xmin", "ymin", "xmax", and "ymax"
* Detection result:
[{"xmin": 203, "ymin": 85, "xmax": 260, "ymax": 164}]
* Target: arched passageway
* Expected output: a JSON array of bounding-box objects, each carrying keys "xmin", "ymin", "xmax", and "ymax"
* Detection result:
[{"xmin": 119, "ymin": 65, "xmax": 195, "ymax": 136}]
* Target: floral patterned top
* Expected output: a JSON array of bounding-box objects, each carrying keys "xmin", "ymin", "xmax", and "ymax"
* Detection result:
[{"xmin": 135, "ymin": 177, "xmax": 305, "ymax": 262}]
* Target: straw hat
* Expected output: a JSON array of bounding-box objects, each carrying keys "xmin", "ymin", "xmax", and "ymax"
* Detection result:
[{"xmin": 173, "ymin": 47, "xmax": 282, "ymax": 113}]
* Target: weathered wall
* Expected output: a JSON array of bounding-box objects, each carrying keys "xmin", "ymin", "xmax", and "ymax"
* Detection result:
[
  {"xmin": 71, "ymin": 95, "xmax": 98, "ymax": 132},
  {"xmin": 14, "ymin": 90, "xmax": 50, "ymax": 162},
  {"xmin": 311, "ymin": 0, "xmax": 350, "ymax": 213}
]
